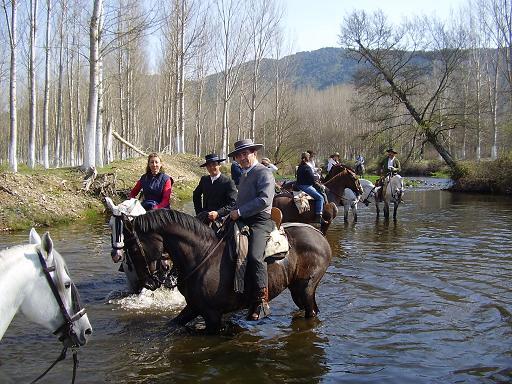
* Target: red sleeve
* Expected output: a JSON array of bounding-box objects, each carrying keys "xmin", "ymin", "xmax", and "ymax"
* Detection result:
[
  {"xmin": 155, "ymin": 179, "xmax": 173, "ymax": 209},
  {"xmin": 129, "ymin": 180, "xmax": 142, "ymax": 198}
]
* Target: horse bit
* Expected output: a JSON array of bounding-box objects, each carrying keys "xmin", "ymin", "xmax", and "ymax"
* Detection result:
[{"xmin": 31, "ymin": 249, "xmax": 87, "ymax": 384}]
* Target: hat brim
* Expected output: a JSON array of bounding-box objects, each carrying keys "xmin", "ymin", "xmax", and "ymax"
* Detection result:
[
  {"xmin": 386, "ymin": 150, "xmax": 398, "ymax": 155},
  {"xmin": 200, "ymin": 158, "xmax": 226, "ymax": 167},
  {"xmin": 227, "ymin": 144, "xmax": 263, "ymax": 157}
]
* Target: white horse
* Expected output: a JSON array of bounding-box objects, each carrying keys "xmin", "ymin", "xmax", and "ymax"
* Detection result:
[
  {"xmin": 339, "ymin": 179, "xmax": 380, "ymax": 222},
  {"xmin": 360, "ymin": 176, "xmax": 404, "ymax": 219},
  {"xmin": 0, "ymin": 228, "xmax": 92, "ymax": 347},
  {"xmin": 340, "ymin": 187, "xmax": 361, "ymax": 222}
]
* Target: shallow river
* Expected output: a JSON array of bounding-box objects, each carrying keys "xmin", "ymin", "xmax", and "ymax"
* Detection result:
[{"xmin": 1, "ymin": 179, "xmax": 511, "ymax": 383}]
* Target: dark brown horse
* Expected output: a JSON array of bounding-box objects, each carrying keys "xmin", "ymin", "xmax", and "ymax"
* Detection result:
[
  {"xmin": 115, "ymin": 209, "xmax": 332, "ymax": 333},
  {"xmin": 272, "ymin": 191, "xmax": 338, "ymax": 234}
]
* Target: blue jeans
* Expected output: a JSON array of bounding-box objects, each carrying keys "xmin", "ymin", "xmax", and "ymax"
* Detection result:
[{"xmin": 297, "ymin": 185, "xmax": 324, "ymax": 214}]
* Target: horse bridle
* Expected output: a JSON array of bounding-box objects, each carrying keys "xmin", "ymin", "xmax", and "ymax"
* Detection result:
[
  {"xmin": 114, "ymin": 214, "xmax": 165, "ymax": 289},
  {"xmin": 31, "ymin": 249, "xmax": 86, "ymax": 384},
  {"xmin": 123, "ymin": 215, "xmax": 230, "ymax": 284},
  {"xmin": 323, "ymin": 166, "xmax": 363, "ymax": 202}
]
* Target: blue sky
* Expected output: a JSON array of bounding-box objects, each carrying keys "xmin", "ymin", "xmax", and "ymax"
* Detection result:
[{"xmin": 283, "ymin": 0, "xmax": 467, "ymax": 53}]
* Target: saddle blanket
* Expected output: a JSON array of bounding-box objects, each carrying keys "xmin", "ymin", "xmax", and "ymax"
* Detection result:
[
  {"xmin": 233, "ymin": 222, "xmax": 290, "ymax": 293},
  {"xmin": 292, "ymin": 191, "xmax": 312, "ymax": 214}
]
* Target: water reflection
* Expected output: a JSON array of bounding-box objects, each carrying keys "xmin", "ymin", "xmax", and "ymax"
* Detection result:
[
  {"xmin": 1, "ymin": 188, "xmax": 512, "ymax": 383},
  {"xmin": 104, "ymin": 316, "xmax": 329, "ymax": 384}
]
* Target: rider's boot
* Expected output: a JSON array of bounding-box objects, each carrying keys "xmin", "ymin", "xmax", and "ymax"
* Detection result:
[{"xmin": 247, "ymin": 287, "xmax": 271, "ymax": 321}]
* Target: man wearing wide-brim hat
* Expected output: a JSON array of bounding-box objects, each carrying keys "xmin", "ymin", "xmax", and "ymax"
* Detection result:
[
  {"xmin": 228, "ymin": 139, "xmax": 275, "ymax": 321},
  {"xmin": 193, "ymin": 154, "xmax": 237, "ymax": 226},
  {"xmin": 379, "ymin": 148, "xmax": 401, "ymax": 176}
]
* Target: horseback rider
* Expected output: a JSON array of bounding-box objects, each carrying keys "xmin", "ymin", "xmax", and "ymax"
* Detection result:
[
  {"xmin": 326, "ymin": 152, "xmax": 341, "ymax": 173},
  {"xmin": 355, "ymin": 154, "xmax": 365, "ymax": 176},
  {"xmin": 193, "ymin": 153, "xmax": 238, "ymax": 229},
  {"xmin": 129, "ymin": 152, "xmax": 173, "ymax": 211},
  {"xmin": 305, "ymin": 149, "xmax": 329, "ymax": 203},
  {"xmin": 228, "ymin": 139, "xmax": 275, "ymax": 321},
  {"xmin": 376, "ymin": 148, "xmax": 401, "ymax": 198},
  {"xmin": 296, "ymin": 152, "xmax": 326, "ymax": 225}
]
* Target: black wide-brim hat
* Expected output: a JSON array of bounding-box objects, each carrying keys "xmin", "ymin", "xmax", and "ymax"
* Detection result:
[
  {"xmin": 200, "ymin": 153, "xmax": 226, "ymax": 167},
  {"xmin": 386, "ymin": 148, "xmax": 398, "ymax": 154},
  {"xmin": 227, "ymin": 139, "xmax": 263, "ymax": 157}
]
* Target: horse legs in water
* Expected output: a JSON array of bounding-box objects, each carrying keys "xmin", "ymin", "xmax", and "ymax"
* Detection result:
[
  {"xmin": 172, "ymin": 304, "xmax": 222, "ymax": 334},
  {"xmin": 288, "ymin": 275, "xmax": 321, "ymax": 317}
]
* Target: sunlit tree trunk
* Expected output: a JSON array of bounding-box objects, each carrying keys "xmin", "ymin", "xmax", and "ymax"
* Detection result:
[
  {"xmin": 54, "ymin": 5, "xmax": 65, "ymax": 167},
  {"xmin": 83, "ymin": 0, "xmax": 103, "ymax": 169},
  {"xmin": 28, "ymin": 0, "xmax": 38, "ymax": 169},
  {"xmin": 3, "ymin": 0, "xmax": 18, "ymax": 172},
  {"xmin": 95, "ymin": 8, "xmax": 105, "ymax": 167},
  {"xmin": 42, "ymin": 0, "xmax": 51, "ymax": 169}
]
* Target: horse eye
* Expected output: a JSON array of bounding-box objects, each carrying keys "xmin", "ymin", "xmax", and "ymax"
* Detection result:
[{"xmin": 65, "ymin": 282, "xmax": 71, "ymax": 289}]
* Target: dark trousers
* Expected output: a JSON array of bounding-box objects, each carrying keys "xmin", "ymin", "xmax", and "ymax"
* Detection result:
[{"xmin": 243, "ymin": 212, "xmax": 273, "ymax": 290}]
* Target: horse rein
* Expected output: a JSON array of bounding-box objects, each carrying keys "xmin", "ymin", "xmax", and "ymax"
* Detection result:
[
  {"xmin": 181, "ymin": 225, "xmax": 231, "ymax": 282},
  {"xmin": 112, "ymin": 214, "xmax": 155, "ymax": 280},
  {"xmin": 32, "ymin": 249, "xmax": 86, "ymax": 384}
]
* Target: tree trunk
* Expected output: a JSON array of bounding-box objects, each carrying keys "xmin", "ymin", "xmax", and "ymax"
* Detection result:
[
  {"xmin": 28, "ymin": 0, "xmax": 38, "ymax": 169},
  {"xmin": 42, "ymin": 0, "xmax": 51, "ymax": 169},
  {"xmin": 5, "ymin": 0, "xmax": 18, "ymax": 172},
  {"xmin": 83, "ymin": 0, "xmax": 103, "ymax": 169},
  {"xmin": 54, "ymin": 6, "xmax": 65, "ymax": 167}
]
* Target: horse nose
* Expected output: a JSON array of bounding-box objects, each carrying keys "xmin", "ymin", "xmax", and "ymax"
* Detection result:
[{"xmin": 111, "ymin": 249, "xmax": 124, "ymax": 263}]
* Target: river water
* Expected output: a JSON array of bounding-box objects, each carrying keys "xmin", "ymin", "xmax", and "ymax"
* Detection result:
[{"xmin": 1, "ymin": 179, "xmax": 511, "ymax": 383}]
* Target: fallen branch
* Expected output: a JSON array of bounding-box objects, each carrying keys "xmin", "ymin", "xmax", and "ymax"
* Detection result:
[{"xmin": 112, "ymin": 130, "xmax": 148, "ymax": 157}]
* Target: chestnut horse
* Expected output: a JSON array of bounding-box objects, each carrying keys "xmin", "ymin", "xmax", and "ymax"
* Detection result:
[{"xmin": 114, "ymin": 209, "xmax": 332, "ymax": 333}]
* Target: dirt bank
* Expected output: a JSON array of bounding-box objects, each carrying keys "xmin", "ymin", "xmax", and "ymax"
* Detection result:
[{"xmin": 0, "ymin": 154, "xmax": 205, "ymax": 231}]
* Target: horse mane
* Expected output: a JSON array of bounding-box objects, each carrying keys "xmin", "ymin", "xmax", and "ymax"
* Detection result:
[
  {"xmin": 0, "ymin": 243, "xmax": 68, "ymax": 293},
  {"xmin": 50, "ymin": 249, "xmax": 68, "ymax": 292},
  {"xmin": 133, "ymin": 209, "xmax": 217, "ymax": 242}
]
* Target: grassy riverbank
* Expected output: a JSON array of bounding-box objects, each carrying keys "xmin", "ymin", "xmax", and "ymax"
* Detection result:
[
  {"xmin": 1, "ymin": 154, "xmax": 510, "ymax": 232},
  {"xmin": 0, "ymin": 154, "xmax": 205, "ymax": 231}
]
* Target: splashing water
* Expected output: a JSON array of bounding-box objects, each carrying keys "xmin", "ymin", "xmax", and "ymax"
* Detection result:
[{"xmin": 108, "ymin": 287, "xmax": 186, "ymax": 312}]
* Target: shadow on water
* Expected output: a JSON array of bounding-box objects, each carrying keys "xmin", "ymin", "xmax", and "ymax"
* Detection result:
[
  {"xmin": 1, "ymin": 188, "xmax": 512, "ymax": 383},
  {"xmin": 103, "ymin": 316, "xmax": 329, "ymax": 384}
]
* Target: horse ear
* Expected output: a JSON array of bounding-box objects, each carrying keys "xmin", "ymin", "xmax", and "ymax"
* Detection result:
[
  {"xmin": 29, "ymin": 228, "xmax": 41, "ymax": 245},
  {"xmin": 41, "ymin": 232, "xmax": 55, "ymax": 264},
  {"xmin": 105, "ymin": 197, "xmax": 117, "ymax": 212}
]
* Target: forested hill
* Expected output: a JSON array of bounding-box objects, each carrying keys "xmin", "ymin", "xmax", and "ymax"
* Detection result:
[
  {"xmin": 271, "ymin": 47, "xmax": 359, "ymax": 89},
  {"xmin": 206, "ymin": 47, "xmax": 359, "ymax": 91}
]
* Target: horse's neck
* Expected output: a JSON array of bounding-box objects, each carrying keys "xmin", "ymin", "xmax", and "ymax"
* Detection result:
[
  {"xmin": 0, "ymin": 246, "xmax": 39, "ymax": 339},
  {"xmin": 161, "ymin": 227, "xmax": 220, "ymax": 273}
]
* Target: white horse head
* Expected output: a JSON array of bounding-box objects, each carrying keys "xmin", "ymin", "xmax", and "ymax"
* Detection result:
[
  {"xmin": 105, "ymin": 198, "xmax": 147, "ymax": 292},
  {"xmin": 359, "ymin": 179, "xmax": 378, "ymax": 205},
  {"xmin": 0, "ymin": 229, "xmax": 92, "ymax": 347}
]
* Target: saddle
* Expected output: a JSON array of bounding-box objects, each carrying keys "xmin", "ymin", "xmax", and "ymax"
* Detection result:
[{"xmin": 232, "ymin": 208, "xmax": 289, "ymax": 293}]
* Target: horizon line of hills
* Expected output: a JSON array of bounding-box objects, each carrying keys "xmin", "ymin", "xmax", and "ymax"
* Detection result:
[{"xmin": 198, "ymin": 46, "xmax": 493, "ymax": 91}]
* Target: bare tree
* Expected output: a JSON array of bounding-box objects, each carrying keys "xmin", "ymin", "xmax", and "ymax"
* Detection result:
[
  {"xmin": 245, "ymin": 0, "xmax": 281, "ymax": 139},
  {"xmin": 83, "ymin": 0, "xmax": 102, "ymax": 170},
  {"xmin": 27, "ymin": 0, "xmax": 38, "ymax": 169},
  {"xmin": 3, "ymin": 0, "xmax": 18, "ymax": 172},
  {"xmin": 42, "ymin": 0, "xmax": 51, "ymax": 169},
  {"xmin": 214, "ymin": 0, "xmax": 249, "ymax": 158},
  {"xmin": 339, "ymin": 10, "xmax": 468, "ymax": 169}
]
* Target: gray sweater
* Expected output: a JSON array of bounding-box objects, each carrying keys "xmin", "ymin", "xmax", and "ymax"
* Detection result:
[{"xmin": 237, "ymin": 163, "xmax": 275, "ymax": 217}]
